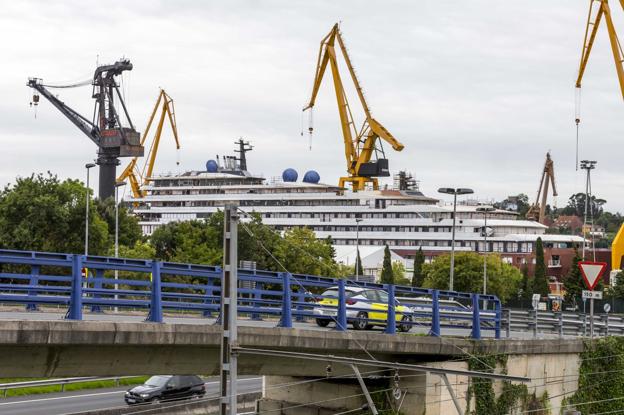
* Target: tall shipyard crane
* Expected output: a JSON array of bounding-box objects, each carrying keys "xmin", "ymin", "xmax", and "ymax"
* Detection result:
[
  {"xmin": 118, "ymin": 89, "xmax": 181, "ymax": 199},
  {"xmin": 28, "ymin": 59, "xmax": 144, "ymax": 200},
  {"xmin": 575, "ymin": 0, "xmax": 624, "ymax": 271},
  {"xmin": 526, "ymin": 153, "xmax": 557, "ymax": 224},
  {"xmin": 303, "ymin": 23, "xmax": 404, "ymax": 191}
]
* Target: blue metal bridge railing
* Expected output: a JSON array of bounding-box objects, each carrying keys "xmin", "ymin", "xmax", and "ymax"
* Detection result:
[{"xmin": 0, "ymin": 249, "xmax": 501, "ymax": 339}]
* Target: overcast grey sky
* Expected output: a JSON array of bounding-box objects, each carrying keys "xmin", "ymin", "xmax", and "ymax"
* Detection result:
[{"xmin": 2, "ymin": 1, "xmax": 623, "ymax": 211}]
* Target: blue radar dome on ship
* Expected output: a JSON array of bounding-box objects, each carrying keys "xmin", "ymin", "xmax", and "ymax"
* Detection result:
[
  {"xmin": 282, "ymin": 168, "xmax": 298, "ymax": 182},
  {"xmin": 303, "ymin": 170, "xmax": 320, "ymax": 184},
  {"xmin": 206, "ymin": 160, "xmax": 218, "ymax": 173}
]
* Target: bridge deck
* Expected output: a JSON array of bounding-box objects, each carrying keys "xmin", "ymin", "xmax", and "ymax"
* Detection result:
[{"xmin": 0, "ymin": 319, "xmax": 583, "ymax": 377}]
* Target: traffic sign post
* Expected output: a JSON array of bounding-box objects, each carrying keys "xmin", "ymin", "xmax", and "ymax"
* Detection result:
[{"xmin": 579, "ymin": 261, "xmax": 608, "ymax": 339}]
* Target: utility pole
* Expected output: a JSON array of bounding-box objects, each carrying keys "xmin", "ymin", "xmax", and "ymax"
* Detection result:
[
  {"xmin": 220, "ymin": 205, "xmax": 238, "ymax": 415},
  {"xmin": 355, "ymin": 218, "xmax": 362, "ymax": 279}
]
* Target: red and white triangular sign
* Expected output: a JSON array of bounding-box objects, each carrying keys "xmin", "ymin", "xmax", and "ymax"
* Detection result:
[{"xmin": 578, "ymin": 261, "xmax": 608, "ymax": 290}]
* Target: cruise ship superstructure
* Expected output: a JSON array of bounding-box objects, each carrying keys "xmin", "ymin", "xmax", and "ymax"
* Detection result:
[{"xmin": 129, "ymin": 144, "xmax": 583, "ymax": 271}]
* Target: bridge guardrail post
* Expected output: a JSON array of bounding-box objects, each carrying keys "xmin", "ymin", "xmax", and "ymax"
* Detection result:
[
  {"xmin": 90, "ymin": 269, "xmax": 103, "ymax": 313},
  {"xmin": 505, "ymin": 309, "xmax": 511, "ymax": 338},
  {"xmin": 146, "ymin": 261, "xmax": 163, "ymax": 323},
  {"xmin": 251, "ymin": 281, "xmax": 262, "ymax": 321},
  {"xmin": 335, "ymin": 278, "xmax": 347, "ymax": 331},
  {"xmin": 66, "ymin": 254, "xmax": 83, "ymax": 320},
  {"xmin": 26, "ymin": 264, "xmax": 40, "ymax": 311},
  {"xmin": 494, "ymin": 299, "xmax": 501, "ymax": 339},
  {"xmin": 295, "ymin": 290, "xmax": 305, "ymax": 322},
  {"xmin": 278, "ymin": 273, "xmax": 292, "ymax": 328},
  {"xmin": 429, "ymin": 290, "xmax": 440, "ymax": 337},
  {"xmin": 558, "ymin": 312, "xmax": 564, "ymax": 337},
  {"xmin": 532, "ymin": 309, "xmax": 538, "ymax": 338},
  {"xmin": 385, "ymin": 284, "xmax": 396, "ymax": 335},
  {"xmin": 203, "ymin": 277, "xmax": 214, "ymax": 318},
  {"xmin": 471, "ymin": 293, "xmax": 481, "ymax": 339}
]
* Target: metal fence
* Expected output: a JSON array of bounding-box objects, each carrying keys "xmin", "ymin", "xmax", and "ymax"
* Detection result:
[
  {"xmin": 0, "ymin": 376, "xmax": 137, "ymax": 397},
  {"xmin": 502, "ymin": 309, "xmax": 624, "ymax": 338},
  {"xmin": 0, "ymin": 249, "xmax": 502, "ymax": 339}
]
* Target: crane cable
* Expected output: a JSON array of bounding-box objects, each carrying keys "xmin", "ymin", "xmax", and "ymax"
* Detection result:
[
  {"xmin": 41, "ymin": 78, "xmax": 92, "ymax": 89},
  {"xmin": 575, "ymin": 87, "xmax": 582, "ymax": 171}
]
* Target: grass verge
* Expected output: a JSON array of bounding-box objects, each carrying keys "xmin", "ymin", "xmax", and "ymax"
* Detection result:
[{"xmin": 0, "ymin": 376, "xmax": 148, "ymax": 398}]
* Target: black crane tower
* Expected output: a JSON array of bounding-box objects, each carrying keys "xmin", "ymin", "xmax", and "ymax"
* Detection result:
[{"xmin": 28, "ymin": 59, "xmax": 144, "ymax": 200}]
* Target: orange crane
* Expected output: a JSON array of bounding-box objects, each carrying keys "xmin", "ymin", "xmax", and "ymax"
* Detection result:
[
  {"xmin": 118, "ymin": 89, "xmax": 180, "ymax": 199},
  {"xmin": 526, "ymin": 153, "xmax": 557, "ymax": 224},
  {"xmin": 303, "ymin": 23, "xmax": 404, "ymax": 191},
  {"xmin": 575, "ymin": 0, "xmax": 624, "ymax": 271}
]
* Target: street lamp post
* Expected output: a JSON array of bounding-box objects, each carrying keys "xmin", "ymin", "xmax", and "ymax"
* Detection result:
[
  {"xmin": 355, "ymin": 218, "xmax": 363, "ymax": 279},
  {"xmin": 84, "ymin": 163, "xmax": 96, "ymax": 256},
  {"xmin": 477, "ymin": 206, "xmax": 495, "ymax": 309},
  {"xmin": 114, "ymin": 181, "xmax": 127, "ymax": 312},
  {"xmin": 438, "ymin": 188, "xmax": 474, "ymax": 292}
]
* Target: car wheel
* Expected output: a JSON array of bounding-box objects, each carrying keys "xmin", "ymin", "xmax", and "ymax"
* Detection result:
[
  {"xmin": 352, "ymin": 312, "xmax": 368, "ymax": 330},
  {"xmin": 399, "ymin": 315, "xmax": 412, "ymax": 333},
  {"xmin": 151, "ymin": 397, "xmax": 161, "ymax": 405},
  {"xmin": 316, "ymin": 318, "xmax": 330, "ymax": 327}
]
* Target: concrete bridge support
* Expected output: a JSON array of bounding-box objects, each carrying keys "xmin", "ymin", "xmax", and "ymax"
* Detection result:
[{"xmin": 257, "ymin": 353, "xmax": 581, "ymax": 415}]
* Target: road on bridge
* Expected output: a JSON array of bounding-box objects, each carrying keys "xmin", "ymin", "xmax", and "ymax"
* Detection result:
[{"xmin": 0, "ymin": 376, "xmax": 262, "ymax": 415}]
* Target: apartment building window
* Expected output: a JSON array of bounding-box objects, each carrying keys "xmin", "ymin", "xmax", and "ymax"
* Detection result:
[
  {"xmin": 492, "ymin": 242, "xmax": 505, "ymax": 252},
  {"xmin": 549, "ymin": 255, "xmax": 561, "ymax": 267}
]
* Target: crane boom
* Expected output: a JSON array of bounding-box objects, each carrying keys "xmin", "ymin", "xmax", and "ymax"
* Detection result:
[
  {"xmin": 576, "ymin": 0, "xmax": 624, "ymax": 99},
  {"xmin": 526, "ymin": 153, "xmax": 557, "ymax": 224},
  {"xmin": 575, "ymin": 0, "xmax": 624, "ymax": 272},
  {"xmin": 303, "ymin": 24, "xmax": 404, "ymax": 191},
  {"xmin": 118, "ymin": 89, "xmax": 180, "ymax": 199},
  {"xmin": 27, "ymin": 80, "xmax": 100, "ymax": 145}
]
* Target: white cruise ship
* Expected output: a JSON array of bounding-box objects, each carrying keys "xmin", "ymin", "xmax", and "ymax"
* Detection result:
[{"xmin": 129, "ymin": 141, "xmax": 583, "ymax": 272}]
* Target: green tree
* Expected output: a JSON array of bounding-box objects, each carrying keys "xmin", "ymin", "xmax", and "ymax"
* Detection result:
[
  {"xmin": 392, "ymin": 262, "xmax": 410, "ymax": 286},
  {"xmin": 422, "ymin": 252, "xmax": 522, "ymax": 302},
  {"xmin": 95, "ymin": 197, "xmax": 143, "ymax": 248},
  {"xmin": 355, "ymin": 249, "xmax": 364, "ymax": 277},
  {"xmin": 563, "ymin": 250, "xmax": 584, "ymax": 306},
  {"xmin": 149, "ymin": 219, "xmax": 222, "ymax": 265},
  {"xmin": 520, "ymin": 264, "xmax": 532, "ymax": 300},
  {"xmin": 608, "ymin": 272, "xmax": 624, "ymax": 300},
  {"xmin": 379, "ymin": 245, "xmax": 394, "ymax": 284},
  {"xmin": 0, "ymin": 173, "xmax": 109, "ymax": 254},
  {"xmin": 411, "ymin": 247, "xmax": 425, "ymax": 287},
  {"xmin": 533, "ymin": 237, "xmax": 550, "ymax": 297},
  {"xmin": 276, "ymin": 227, "xmax": 344, "ymax": 276}
]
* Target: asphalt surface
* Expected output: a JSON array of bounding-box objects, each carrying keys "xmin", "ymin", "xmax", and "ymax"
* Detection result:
[{"xmin": 0, "ymin": 376, "xmax": 263, "ymax": 415}]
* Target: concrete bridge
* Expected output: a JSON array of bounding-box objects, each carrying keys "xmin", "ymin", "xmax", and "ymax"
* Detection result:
[{"xmin": 0, "ymin": 319, "xmax": 583, "ymax": 414}]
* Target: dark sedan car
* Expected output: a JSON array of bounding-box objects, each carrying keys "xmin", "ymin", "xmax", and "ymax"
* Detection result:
[{"xmin": 125, "ymin": 375, "xmax": 205, "ymax": 405}]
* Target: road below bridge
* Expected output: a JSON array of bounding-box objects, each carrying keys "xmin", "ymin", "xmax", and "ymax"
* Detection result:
[{"xmin": 0, "ymin": 377, "xmax": 262, "ymax": 415}]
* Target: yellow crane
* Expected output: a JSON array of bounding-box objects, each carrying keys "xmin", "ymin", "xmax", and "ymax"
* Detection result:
[
  {"xmin": 303, "ymin": 23, "xmax": 404, "ymax": 191},
  {"xmin": 575, "ymin": 0, "xmax": 624, "ymax": 271},
  {"xmin": 526, "ymin": 153, "xmax": 557, "ymax": 225},
  {"xmin": 117, "ymin": 89, "xmax": 180, "ymax": 199}
]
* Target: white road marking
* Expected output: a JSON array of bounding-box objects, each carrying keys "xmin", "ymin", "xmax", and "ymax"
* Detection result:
[{"xmin": 0, "ymin": 390, "xmax": 122, "ymax": 406}]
